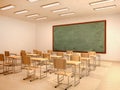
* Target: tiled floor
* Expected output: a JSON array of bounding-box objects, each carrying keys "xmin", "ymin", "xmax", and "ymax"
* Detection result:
[{"xmin": 0, "ymin": 61, "xmax": 120, "ymax": 90}]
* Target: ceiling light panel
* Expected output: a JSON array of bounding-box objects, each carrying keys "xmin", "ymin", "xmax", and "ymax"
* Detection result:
[
  {"xmin": 41, "ymin": 2, "xmax": 60, "ymax": 8},
  {"xmin": 89, "ymin": 0, "xmax": 115, "ymax": 5},
  {"xmin": 93, "ymin": 4, "xmax": 116, "ymax": 10},
  {"xmin": 36, "ymin": 17, "xmax": 47, "ymax": 20},
  {"xmin": 27, "ymin": 14, "xmax": 39, "ymax": 18},
  {"xmin": 15, "ymin": 10, "xmax": 28, "ymax": 14},
  {"xmin": 52, "ymin": 8, "xmax": 69, "ymax": 13},
  {"xmin": 27, "ymin": 0, "xmax": 39, "ymax": 3},
  {"xmin": 0, "ymin": 5, "xmax": 15, "ymax": 10},
  {"xmin": 59, "ymin": 12, "xmax": 75, "ymax": 16}
]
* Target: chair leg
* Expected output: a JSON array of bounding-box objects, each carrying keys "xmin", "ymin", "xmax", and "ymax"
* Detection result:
[
  {"xmin": 23, "ymin": 70, "xmax": 31, "ymax": 80},
  {"xmin": 0, "ymin": 63, "xmax": 4, "ymax": 74},
  {"xmin": 55, "ymin": 75, "xmax": 72, "ymax": 90},
  {"xmin": 55, "ymin": 75, "xmax": 60, "ymax": 88},
  {"xmin": 23, "ymin": 70, "xmax": 37, "ymax": 81},
  {"xmin": 65, "ymin": 76, "xmax": 72, "ymax": 90},
  {"xmin": 23, "ymin": 76, "xmax": 32, "ymax": 80},
  {"xmin": 30, "ymin": 70, "xmax": 38, "ymax": 82}
]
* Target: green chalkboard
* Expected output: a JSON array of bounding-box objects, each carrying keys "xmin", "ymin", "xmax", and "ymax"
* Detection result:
[{"xmin": 53, "ymin": 20, "xmax": 106, "ymax": 53}]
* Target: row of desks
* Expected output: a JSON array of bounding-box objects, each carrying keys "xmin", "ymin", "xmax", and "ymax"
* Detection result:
[{"xmin": 7, "ymin": 54, "xmax": 81, "ymax": 86}]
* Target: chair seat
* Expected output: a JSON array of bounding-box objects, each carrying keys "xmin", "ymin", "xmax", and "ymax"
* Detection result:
[
  {"xmin": 4, "ymin": 62, "xmax": 13, "ymax": 66},
  {"xmin": 47, "ymin": 62, "xmax": 53, "ymax": 65},
  {"xmin": 55, "ymin": 71, "xmax": 72, "ymax": 76},
  {"xmin": 25, "ymin": 66, "xmax": 38, "ymax": 70}
]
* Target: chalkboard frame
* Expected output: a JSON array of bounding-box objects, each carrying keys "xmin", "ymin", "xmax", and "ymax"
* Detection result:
[{"xmin": 53, "ymin": 20, "xmax": 106, "ymax": 53}]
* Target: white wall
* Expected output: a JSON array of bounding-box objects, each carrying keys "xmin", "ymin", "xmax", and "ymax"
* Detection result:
[
  {"xmin": 1, "ymin": 14, "xmax": 120, "ymax": 61},
  {"xmin": 36, "ymin": 14, "xmax": 120, "ymax": 61},
  {"xmin": 0, "ymin": 16, "xmax": 36, "ymax": 54}
]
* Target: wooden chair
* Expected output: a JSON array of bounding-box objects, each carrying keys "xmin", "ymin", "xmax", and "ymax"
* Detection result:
[
  {"xmin": 56, "ymin": 52, "xmax": 64, "ymax": 57},
  {"xmin": 53, "ymin": 58, "xmax": 72, "ymax": 90},
  {"xmin": 70, "ymin": 54, "xmax": 80, "ymax": 61},
  {"xmin": 0, "ymin": 54, "xmax": 4, "ymax": 74},
  {"xmin": 66, "ymin": 50, "xmax": 73, "ymax": 54},
  {"xmin": 22, "ymin": 55, "xmax": 38, "ymax": 82},
  {"xmin": 20, "ymin": 50, "xmax": 26, "ymax": 56},
  {"xmin": 70, "ymin": 54, "xmax": 81, "ymax": 80},
  {"xmin": 20, "ymin": 50, "xmax": 27, "ymax": 68},
  {"xmin": 81, "ymin": 53, "xmax": 90, "ymax": 76},
  {"xmin": 4, "ymin": 51, "xmax": 14, "ymax": 75},
  {"xmin": 47, "ymin": 50, "xmax": 53, "ymax": 55},
  {"xmin": 88, "ymin": 51, "xmax": 97, "ymax": 70},
  {"xmin": 4, "ymin": 51, "xmax": 10, "ymax": 60},
  {"xmin": 43, "ymin": 53, "xmax": 53, "ymax": 73},
  {"xmin": 37, "ymin": 50, "xmax": 43, "ymax": 57},
  {"xmin": 64, "ymin": 51, "xmax": 73, "ymax": 60},
  {"xmin": 33, "ymin": 49, "xmax": 38, "ymax": 54}
]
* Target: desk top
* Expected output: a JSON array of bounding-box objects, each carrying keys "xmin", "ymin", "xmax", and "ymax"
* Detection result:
[
  {"xmin": 81, "ymin": 57, "xmax": 90, "ymax": 60},
  {"xmin": 27, "ymin": 53, "xmax": 39, "ymax": 56},
  {"xmin": 67, "ymin": 61, "xmax": 81, "ymax": 65},
  {"xmin": 89, "ymin": 55, "xmax": 97, "ymax": 57},
  {"xmin": 64, "ymin": 53, "xmax": 72, "ymax": 56},
  {"xmin": 8, "ymin": 55, "xmax": 21, "ymax": 59},
  {"xmin": 31, "ymin": 57, "xmax": 48, "ymax": 61},
  {"xmin": 50, "ymin": 55, "xmax": 62, "ymax": 58}
]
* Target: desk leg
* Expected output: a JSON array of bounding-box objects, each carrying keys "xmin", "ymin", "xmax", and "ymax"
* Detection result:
[
  {"xmin": 45, "ymin": 61, "xmax": 47, "ymax": 77},
  {"xmin": 73, "ymin": 65, "xmax": 80, "ymax": 86},
  {"xmin": 79, "ymin": 63, "xmax": 81, "ymax": 79}
]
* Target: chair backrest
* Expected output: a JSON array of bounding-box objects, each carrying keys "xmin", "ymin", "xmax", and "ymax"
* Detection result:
[
  {"xmin": 0, "ymin": 54, "xmax": 4, "ymax": 61},
  {"xmin": 33, "ymin": 49, "xmax": 38, "ymax": 54},
  {"xmin": 73, "ymin": 52, "xmax": 81, "ymax": 55},
  {"xmin": 37, "ymin": 50, "xmax": 43, "ymax": 56},
  {"xmin": 22, "ymin": 55, "xmax": 31, "ymax": 65},
  {"xmin": 81, "ymin": 53, "xmax": 89, "ymax": 57},
  {"xmin": 47, "ymin": 50, "xmax": 53, "ymax": 54},
  {"xmin": 20, "ymin": 50, "xmax": 26, "ymax": 56},
  {"xmin": 70, "ymin": 54, "xmax": 80, "ymax": 61},
  {"xmin": 4, "ymin": 51, "xmax": 10, "ymax": 57},
  {"xmin": 88, "ymin": 51, "xmax": 96, "ymax": 56},
  {"xmin": 54, "ymin": 58, "xmax": 66, "ymax": 70},
  {"xmin": 66, "ymin": 50, "xmax": 73, "ymax": 54},
  {"xmin": 43, "ymin": 53, "xmax": 50, "ymax": 60},
  {"xmin": 20, "ymin": 50, "xmax": 27, "ymax": 64},
  {"xmin": 56, "ymin": 52, "xmax": 64, "ymax": 57}
]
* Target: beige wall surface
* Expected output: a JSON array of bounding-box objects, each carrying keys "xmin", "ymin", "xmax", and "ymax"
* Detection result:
[
  {"xmin": 0, "ymin": 14, "xmax": 120, "ymax": 61},
  {"xmin": 0, "ymin": 15, "xmax": 36, "ymax": 54},
  {"xmin": 36, "ymin": 14, "xmax": 120, "ymax": 61}
]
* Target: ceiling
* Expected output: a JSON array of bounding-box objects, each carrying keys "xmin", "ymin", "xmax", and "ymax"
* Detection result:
[{"xmin": 0, "ymin": 0, "xmax": 120, "ymax": 22}]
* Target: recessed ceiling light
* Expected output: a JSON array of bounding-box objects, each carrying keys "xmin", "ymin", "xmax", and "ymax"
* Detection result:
[
  {"xmin": 26, "ymin": 14, "xmax": 39, "ymax": 18},
  {"xmin": 27, "ymin": 0, "xmax": 39, "ymax": 3},
  {"xmin": 52, "ymin": 8, "xmax": 69, "ymax": 13},
  {"xmin": 89, "ymin": 0, "xmax": 115, "ymax": 6},
  {"xmin": 59, "ymin": 12, "xmax": 75, "ymax": 16},
  {"xmin": 41, "ymin": 2, "xmax": 60, "ymax": 8},
  {"xmin": 0, "ymin": 5, "xmax": 15, "ymax": 10},
  {"xmin": 15, "ymin": 10, "xmax": 28, "ymax": 14},
  {"xmin": 93, "ymin": 5, "xmax": 116, "ymax": 10},
  {"xmin": 36, "ymin": 17, "xmax": 47, "ymax": 20}
]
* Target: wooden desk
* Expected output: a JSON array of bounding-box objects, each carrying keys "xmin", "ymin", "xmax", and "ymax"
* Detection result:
[
  {"xmin": 89, "ymin": 55, "xmax": 97, "ymax": 70},
  {"xmin": 67, "ymin": 61, "xmax": 81, "ymax": 86},
  {"xmin": 31, "ymin": 57, "xmax": 48, "ymax": 61},
  {"xmin": 8, "ymin": 55, "xmax": 21, "ymax": 59},
  {"xmin": 50, "ymin": 55, "xmax": 62, "ymax": 59},
  {"xmin": 81, "ymin": 57, "xmax": 90, "ymax": 76},
  {"xmin": 27, "ymin": 54, "xmax": 39, "ymax": 57},
  {"xmin": 4, "ymin": 55, "xmax": 21, "ymax": 74},
  {"xmin": 31, "ymin": 57, "xmax": 48, "ymax": 79},
  {"xmin": 64, "ymin": 53, "xmax": 72, "ymax": 60}
]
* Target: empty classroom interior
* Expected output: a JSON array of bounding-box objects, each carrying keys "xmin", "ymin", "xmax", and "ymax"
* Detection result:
[{"xmin": 0, "ymin": 0, "xmax": 120, "ymax": 90}]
